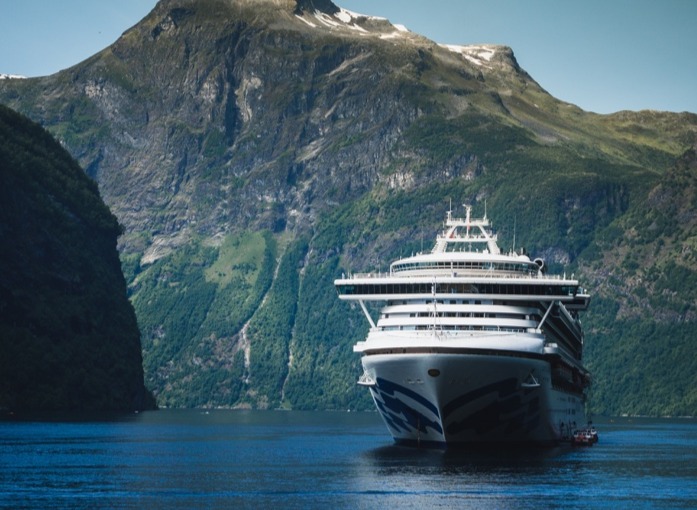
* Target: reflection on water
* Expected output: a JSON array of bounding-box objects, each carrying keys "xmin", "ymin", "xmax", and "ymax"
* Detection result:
[
  {"xmin": 1, "ymin": 411, "xmax": 696, "ymax": 509},
  {"xmin": 364, "ymin": 442, "xmax": 571, "ymax": 468},
  {"xmin": 354, "ymin": 419, "xmax": 697, "ymax": 509},
  {"xmin": 354, "ymin": 444, "xmax": 587, "ymax": 509}
]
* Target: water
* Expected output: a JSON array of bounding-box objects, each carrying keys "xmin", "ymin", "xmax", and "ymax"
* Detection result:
[{"xmin": 1, "ymin": 410, "xmax": 696, "ymax": 509}]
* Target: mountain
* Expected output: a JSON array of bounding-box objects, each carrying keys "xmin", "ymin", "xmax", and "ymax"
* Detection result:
[
  {"xmin": 1, "ymin": 0, "xmax": 696, "ymax": 415},
  {"xmin": 582, "ymin": 147, "xmax": 697, "ymax": 416},
  {"xmin": 0, "ymin": 104, "xmax": 154, "ymax": 412}
]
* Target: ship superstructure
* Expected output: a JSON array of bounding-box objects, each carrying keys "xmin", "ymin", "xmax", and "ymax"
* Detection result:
[{"xmin": 335, "ymin": 205, "xmax": 590, "ymax": 446}]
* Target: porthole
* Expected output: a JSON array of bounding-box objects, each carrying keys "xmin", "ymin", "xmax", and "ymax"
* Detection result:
[{"xmin": 428, "ymin": 368, "xmax": 441, "ymax": 377}]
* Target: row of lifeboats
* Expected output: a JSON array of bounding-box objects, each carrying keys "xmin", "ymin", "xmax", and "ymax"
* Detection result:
[{"xmin": 571, "ymin": 426, "xmax": 599, "ymax": 446}]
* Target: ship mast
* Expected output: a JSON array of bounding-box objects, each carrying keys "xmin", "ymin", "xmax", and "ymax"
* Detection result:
[{"xmin": 465, "ymin": 204, "xmax": 471, "ymax": 237}]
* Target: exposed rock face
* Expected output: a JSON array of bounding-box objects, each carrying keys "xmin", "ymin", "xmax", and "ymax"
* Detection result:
[
  {"xmin": 1, "ymin": 0, "xmax": 696, "ymax": 415},
  {"xmin": 0, "ymin": 105, "xmax": 154, "ymax": 412},
  {"xmin": 0, "ymin": 0, "xmax": 538, "ymax": 261}
]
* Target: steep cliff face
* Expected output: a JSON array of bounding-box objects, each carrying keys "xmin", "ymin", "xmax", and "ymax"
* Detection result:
[
  {"xmin": 0, "ymin": 105, "xmax": 154, "ymax": 412},
  {"xmin": 1, "ymin": 0, "xmax": 696, "ymax": 414}
]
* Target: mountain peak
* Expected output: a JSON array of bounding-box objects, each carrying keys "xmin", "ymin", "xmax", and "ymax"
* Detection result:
[
  {"xmin": 289, "ymin": 1, "xmax": 520, "ymax": 72},
  {"xmin": 292, "ymin": 1, "xmax": 419, "ymax": 42},
  {"xmin": 294, "ymin": 0, "xmax": 339, "ymax": 15}
]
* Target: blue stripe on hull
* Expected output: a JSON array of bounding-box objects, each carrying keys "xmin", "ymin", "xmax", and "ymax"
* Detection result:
[
  {"xmin": 443, "ymin": 377, "xmax": 541, "ymax": 438},
  {"xmin": 370, "ymin": 377, "xmax": 545, "ymax": 445},
  {"xmin": 371, "ymin": 377, "xmax": 443, "ymax": 436}
]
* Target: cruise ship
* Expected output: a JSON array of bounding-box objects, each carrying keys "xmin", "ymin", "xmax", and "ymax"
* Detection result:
[{"xmin": 335, "ymin": 205, "xmax": 591, "ymax": 447}]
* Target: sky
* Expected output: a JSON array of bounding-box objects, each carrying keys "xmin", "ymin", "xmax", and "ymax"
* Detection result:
[{"xmin": 1, "ymin": 0, "xmax": 695, "ymax": 114}]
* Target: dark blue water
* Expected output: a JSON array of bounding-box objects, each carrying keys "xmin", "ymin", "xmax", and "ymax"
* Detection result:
[{"xmin": 1, "ymin": 410, "xmax": 696, "ymax": 509}]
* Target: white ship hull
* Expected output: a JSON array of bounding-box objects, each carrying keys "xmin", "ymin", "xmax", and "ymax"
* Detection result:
[
  {"xmin": 336, "ymin": 204, "xmax": 591, "ymax": 448},
  {"xmin": 361, "ymin": 351, "xmax": 585, "ymax": 447}
]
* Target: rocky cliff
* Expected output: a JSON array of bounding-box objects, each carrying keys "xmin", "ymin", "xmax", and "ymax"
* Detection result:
[
  {"xmin": 0, "ymin": 105, "xmax": 154, "ymax": 412},
  {"xmin": 1, "ymin": 0, "xmax": 696, "ymax": 415}
]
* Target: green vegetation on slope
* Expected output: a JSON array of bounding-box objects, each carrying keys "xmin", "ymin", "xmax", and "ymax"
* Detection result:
[
  {"xmin": 283, "ymin": 251, "xmax": 372, "ymax": 411},
  {"xmin": 0, "ymin": 104, "xmax": 153, "ymax": 411},
  {"xmin": 245, "ymin": 237, "xmax": 307, "ymax": 409},
  {"xmin": 131, "ymin": 231, "xmax": 275, "ymax": 407},
  {"xmin": 582, "ymin": 149, "xmax": 697, "ymax": 416},
  {"xmin": 586, "ymin": 303, "xmax": 697, "ymax": 417}
]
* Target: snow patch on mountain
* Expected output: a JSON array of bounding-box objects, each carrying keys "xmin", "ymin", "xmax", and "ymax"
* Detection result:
[
  {"xmin": 312, "ymin": 9, "xmax": 369, "ymax": 33},
  {"xmin": 441, "ymin": 45, "xmax": 497, "ymax": 68},
  {"xmin": 295, "ymin": 6, "xmax": 412, "ymax": 40}
]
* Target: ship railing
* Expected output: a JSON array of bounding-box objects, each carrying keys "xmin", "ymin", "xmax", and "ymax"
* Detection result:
[
  {"xmin": 436, "ymin": 233, "xmax": 491, "ymax": 242},
  {"xmin": 380, "ymin": 325, "xmax": 536, "ymax": 334},
  {"xmin": 344, "ymin": 271, "xmax": 572, "ymax": 281},
  {"xmin": 350, "ymin": 272, "xmax": 387, "ymax": 279}
]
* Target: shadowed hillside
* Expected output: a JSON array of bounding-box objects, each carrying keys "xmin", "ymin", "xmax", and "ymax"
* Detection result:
[{"xmin": 0, "ymin": 105, "xmax": 154, "ymax": 412}]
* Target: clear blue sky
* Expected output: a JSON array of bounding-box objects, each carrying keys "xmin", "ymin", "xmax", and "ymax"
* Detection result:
[{"xmin": 1, "ymin": 0, "xmax": 695, "ymax": 114}]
